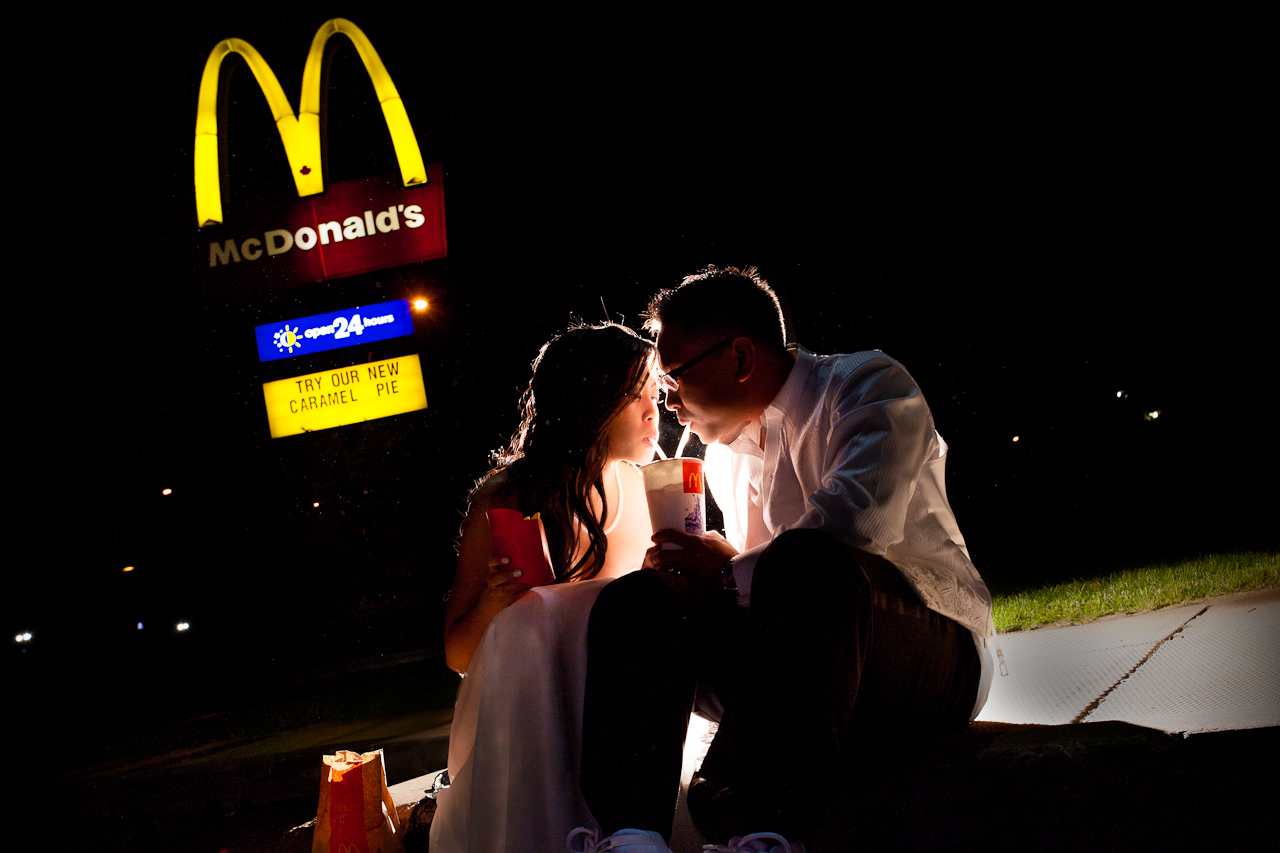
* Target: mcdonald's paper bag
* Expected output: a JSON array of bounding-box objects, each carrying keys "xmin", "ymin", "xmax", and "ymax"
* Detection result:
[{"xmin": 312, "ymin": 749, "xmax": 404, "ymax": 853}]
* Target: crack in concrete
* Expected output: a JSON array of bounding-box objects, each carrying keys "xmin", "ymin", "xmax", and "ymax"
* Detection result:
[{"xmin": 1072, "ymin": 605, "xmax": 1210, "ymax": 725}]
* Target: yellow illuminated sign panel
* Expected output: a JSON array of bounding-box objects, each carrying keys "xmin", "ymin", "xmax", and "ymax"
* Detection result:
[{"xmin": 263, "ymin": 354, "xmax": 427, "ymax": 438}]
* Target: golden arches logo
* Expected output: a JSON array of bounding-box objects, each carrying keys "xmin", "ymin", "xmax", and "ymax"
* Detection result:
[
  {"xmin": 194, "ymin": 18, "xmax": 427, "ymax": 227},
  {"xmin": 684, "ymin": 462, "xmax": 703, "ymax": 494}
]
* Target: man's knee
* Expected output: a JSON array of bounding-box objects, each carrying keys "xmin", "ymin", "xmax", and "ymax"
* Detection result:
[
  {"xmin": 589, "ymin": 568, "xmax": 686, "ymax": 638},
  {"xmin": 754, "ymin": 529, "xmax": 876, "ymax": 602},
  {"xmin": 768, "ymin": 529, "xmax": 896, "ymax": 573},
  {"xmin": 759, "ymin": 530, "xmax": 919, "ymax": 606}
]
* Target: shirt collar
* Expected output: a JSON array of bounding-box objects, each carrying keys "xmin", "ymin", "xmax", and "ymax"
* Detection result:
[
  {"xmin": 723, "ymin": 346, "xmax": 807, "ymax": 456},
  {"xmin": 765, "ymin": 345, "xmax": 811, "ymax": 427},
  {"xmin": 723, "ymin": 417, "xmax": 764, "ymax": 456}
]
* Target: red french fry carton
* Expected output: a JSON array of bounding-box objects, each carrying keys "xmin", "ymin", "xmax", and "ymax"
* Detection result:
[{"xmin": 485, "ymin": 509, "xmax": 555, "ymax": 586}]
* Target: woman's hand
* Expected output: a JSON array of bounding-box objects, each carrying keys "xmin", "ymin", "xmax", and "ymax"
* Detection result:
[
  {"xmin": 444, "ymin": 474, "xmax": 536, "ymax": 674},
  {"xmin": 484, "ymin": 554, "xmax": 534, "ymax": 607}
]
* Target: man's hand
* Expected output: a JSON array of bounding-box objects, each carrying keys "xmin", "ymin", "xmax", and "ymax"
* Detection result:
[{"xmin": 645, "ymin": 530, "xmax": 738, "ymax": 589}]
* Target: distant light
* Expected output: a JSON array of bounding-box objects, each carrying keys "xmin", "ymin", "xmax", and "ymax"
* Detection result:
[
  {"xmin": 1012, "ymin": 436, "xmax": 1020, "ymax": 442},
  {"xmin": 313, "ymin": 502, "xmax": 320, "ymax": 508},
  {"xmin": 123, "ymin": 566, "xmax": 135, "ymax": 572},
  {"xmin": 15, "ymin": 632, "xmax": 32, "ymax": 643},
  {"xmin": 1116, "ymin": 390, "xmax": 1127, "ymax": 399},
  {"xmin": 177, "ymin": 622, "xmax": 190, "ymax": 632},
  {"xmin": 413, "ymin": 298, "xmax": 428, "ymax": 311},
  {"xmin": 1144, "ymin": 410, "xmax": 1161, "ymax": 421},
  {"xmin": 137, "ymin": 622, "xmax": 144, "ymax": 630},
  {"xmin": 162, "ymin": 488, "xmax": 173, "ymax": 496}
]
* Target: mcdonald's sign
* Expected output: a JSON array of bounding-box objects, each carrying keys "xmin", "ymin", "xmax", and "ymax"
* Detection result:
[{"xmin": 195, "ymin": 19, "xmax": 445, "ymax": 288}]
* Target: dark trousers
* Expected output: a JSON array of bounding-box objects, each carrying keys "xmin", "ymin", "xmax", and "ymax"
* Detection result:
[{"xmin": 579, "ymin": 529, "xmax": 980, "ymax": 842}]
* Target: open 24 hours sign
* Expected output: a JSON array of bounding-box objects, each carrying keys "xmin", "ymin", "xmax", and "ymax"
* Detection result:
[
  {"xmin": 255, "ymin": 299, "xmax": 414, "ymax": 362},
  {"xmin": 262, "ymin": 354, "xmax": 426, "ymax": 438}
]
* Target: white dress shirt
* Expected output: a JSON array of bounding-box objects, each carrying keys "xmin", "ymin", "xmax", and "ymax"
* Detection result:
[{"xmin": 704, "ymin": 347, "xmax": 1001, "ymax": 715}]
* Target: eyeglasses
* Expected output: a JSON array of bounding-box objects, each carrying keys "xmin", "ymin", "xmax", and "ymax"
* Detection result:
[{"xmin": 657, "ymin": 337, "xmax": 737, "ymax": 392}]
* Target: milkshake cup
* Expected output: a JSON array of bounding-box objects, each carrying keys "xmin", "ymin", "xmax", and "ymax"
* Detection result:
[{"xmin": 641, "ymin": 458, "xmax": 706, "ymax": 549}]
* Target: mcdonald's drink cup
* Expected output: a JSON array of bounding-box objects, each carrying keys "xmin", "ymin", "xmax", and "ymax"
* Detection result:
[
  {"xmin": 485, "ymin": 509, "xmax": 555, "ymax": 586},
  {"xmin": 641, "ymin": 458, "xmax": 706, "ymax": 548}
]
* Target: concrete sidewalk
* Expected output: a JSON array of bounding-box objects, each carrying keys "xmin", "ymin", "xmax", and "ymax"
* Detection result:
[
  {"xmin": 978, "ymin": 587, "xmax": 1280, "ymax": 732},
  {"xmin": 802, "ymin": 586, "xmax": 1279, "ymax": 850},
  {"xmin": 377, "ymin": 588, "xmax": 1280, "ymax": 851}
]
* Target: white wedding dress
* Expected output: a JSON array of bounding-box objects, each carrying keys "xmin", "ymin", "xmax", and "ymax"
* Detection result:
[{"xmin": 429, "ymin": 577, "xmax": 712, "ymax": 853}]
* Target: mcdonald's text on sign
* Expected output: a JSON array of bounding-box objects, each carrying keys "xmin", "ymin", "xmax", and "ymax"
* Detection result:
[
  {"xmin": 200, "ymin": 169, "xmax": 445, "ymax": 289},
  {"xmin": 262, "ymin": 354, "xmax": 427, "ymax": 438}
]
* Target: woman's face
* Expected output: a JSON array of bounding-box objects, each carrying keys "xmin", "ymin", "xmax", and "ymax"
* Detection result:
[{"xmin": 606, "ymin": 375, "xmax": 660, "ymax": 464}]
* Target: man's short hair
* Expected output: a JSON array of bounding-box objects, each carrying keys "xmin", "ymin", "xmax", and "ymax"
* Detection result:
[{"xmin": 643, "ymin": 265, "xmax": 787, "ymax": 348}]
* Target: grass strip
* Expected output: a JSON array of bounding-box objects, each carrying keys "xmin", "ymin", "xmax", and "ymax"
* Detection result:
[{"xmin": 992, "ymin": 550, "xmax": 1280, "ymax": 632}]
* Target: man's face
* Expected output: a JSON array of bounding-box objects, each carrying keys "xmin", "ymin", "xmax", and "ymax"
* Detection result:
[{"xmin": 656, "ymin": 326, "xmax": 753, "ymax": 445}]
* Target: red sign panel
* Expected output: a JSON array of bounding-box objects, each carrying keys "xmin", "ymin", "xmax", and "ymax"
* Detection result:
[{"xmin": 198, "ymin": 164, "xmax": 446, "ymax": 290}]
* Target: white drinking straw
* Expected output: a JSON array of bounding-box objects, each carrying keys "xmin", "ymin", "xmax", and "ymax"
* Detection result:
[
  {"xmin": 674, "ymin": 424, "xmax": 691, "ymax": 459},
  {"xmin": 652, "ymin": 436, "xmax": 668, "ymax": 460}
]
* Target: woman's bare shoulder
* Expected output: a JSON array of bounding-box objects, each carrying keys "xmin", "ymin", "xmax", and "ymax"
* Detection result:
[{"xmin": 467, "ymin": 467, "xmax": 521, "ymax": 515}]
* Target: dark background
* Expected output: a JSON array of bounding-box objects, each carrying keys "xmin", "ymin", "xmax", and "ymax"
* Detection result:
[{"xmin": 10, "ymin": 10, "xmax": 1271, "ymax": 728}]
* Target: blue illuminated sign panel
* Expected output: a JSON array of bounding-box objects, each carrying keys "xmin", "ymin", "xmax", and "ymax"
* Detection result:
[{"xmin": 255, "ymin": 299, "xmax": 414, "ymax": 362}]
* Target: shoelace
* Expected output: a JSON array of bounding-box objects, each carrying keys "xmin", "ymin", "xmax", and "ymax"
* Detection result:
[
  {"xmin": 702, "ymin": 831, "xmax": 798, "ymax": 852},
  {"xmin": 567, "ymin": 827, "xmax": 672, "ymax": 852},
  {"xmin": 567, "ymin": 826, "xmax": 603, "ymax": 852},
  {"xmin": 569, "ymin": 826, "xmax": 641, "ymax": 852}
]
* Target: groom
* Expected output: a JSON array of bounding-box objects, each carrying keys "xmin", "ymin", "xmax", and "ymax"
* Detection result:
[{"xmin": 575, "ymin": 266, "xmax": 999, "ymax": 853}]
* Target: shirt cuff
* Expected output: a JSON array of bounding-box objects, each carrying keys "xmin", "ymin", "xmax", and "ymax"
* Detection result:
[{"xmin": 730, "ymin": 543, "xmax": 768, "ymax": 605}]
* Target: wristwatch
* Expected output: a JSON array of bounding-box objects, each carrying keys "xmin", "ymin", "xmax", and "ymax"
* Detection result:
[{"xmin": 719, "ymin": 558, "xmax": 738, "ymax": 596}]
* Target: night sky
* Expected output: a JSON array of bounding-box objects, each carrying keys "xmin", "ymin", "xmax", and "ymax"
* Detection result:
[{"xmin": 11, "ymin": 10, "xmax": 1270, "ymax": 680}]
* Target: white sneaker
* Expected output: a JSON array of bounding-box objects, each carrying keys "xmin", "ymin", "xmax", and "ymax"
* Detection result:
[
  {"xmin": 702, "ymin": 832, "xmax": 807, "ymax": 853},
  {"xmin": 566, "ymin": 826, "xmax": 673, "ymax": 852}
]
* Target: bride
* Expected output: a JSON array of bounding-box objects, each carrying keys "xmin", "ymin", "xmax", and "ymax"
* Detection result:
[{"xmin": 430, "ymin": 322, "xmax": 660, "ymax": 852}]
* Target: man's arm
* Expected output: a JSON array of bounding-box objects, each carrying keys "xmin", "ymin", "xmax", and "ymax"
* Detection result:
[
  {"xmin": 790, "ymin": 355, "xmax": 935, "ymax": 553},
  {"xmin": 728, "ymin": 355, "xmax": 936, "ymax": 601},
  {"xmin": 648, "ymin": 355, "xmax": 936, "ymax": 602}
]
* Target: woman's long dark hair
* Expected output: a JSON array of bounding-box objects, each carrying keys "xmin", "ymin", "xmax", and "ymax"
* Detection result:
[{"xmin": 477, "ymin": 322, "xmax": 654, "ymax": 582}]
